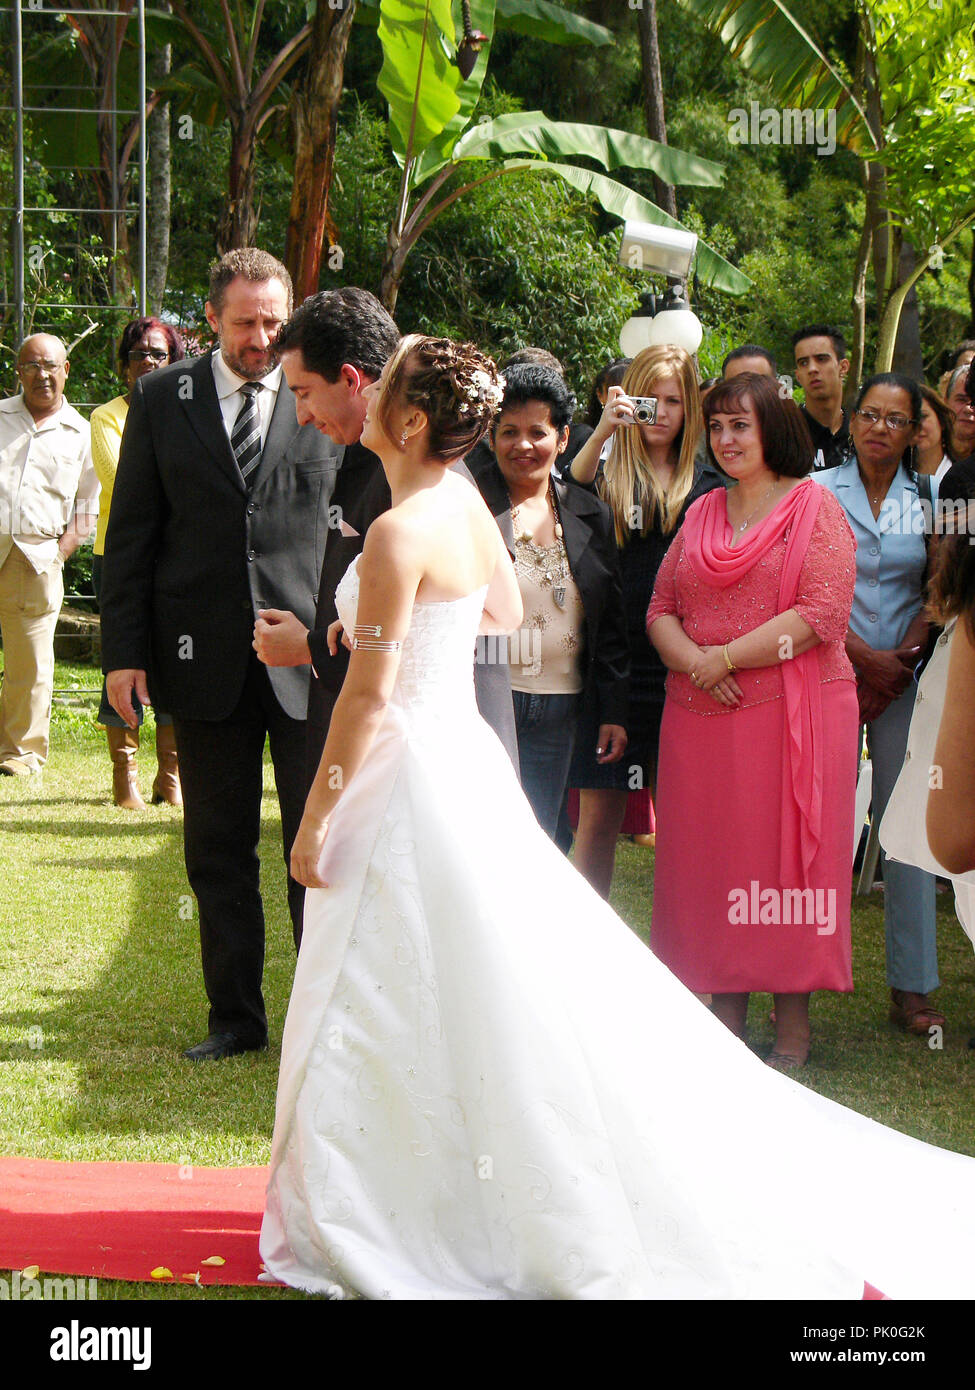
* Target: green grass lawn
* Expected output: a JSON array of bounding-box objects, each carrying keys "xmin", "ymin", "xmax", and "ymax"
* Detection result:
[{"xmin": 3, "ymin": 661, "xmax": 975, "ymax": 1298}]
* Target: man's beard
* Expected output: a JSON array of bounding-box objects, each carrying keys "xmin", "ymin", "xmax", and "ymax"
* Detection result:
[{"xmin": 221, "ymin": 344, "xmax": 275, "ymax": 381}]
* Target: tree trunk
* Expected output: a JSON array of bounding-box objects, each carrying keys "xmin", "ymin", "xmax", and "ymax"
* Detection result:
[
  {"xmin": 286, "ymin": 0, "xmax": 357, "ymax": 301},
  {"xmin": 891, "ymin": 237, "xmax": 923, "ymax": 380},
  {"xmin": 849, "ymin": 198, "xmax": 873, "ymax": 394},
  {"xmin": 861, "ymin": 37, "xmax": 892, "ymax": 324},
  {"xmin": 218, "ymin": 120, "xmax": 260, "ymax": 253},
  {"xmin": 877, "ymin": 217, "xmax": 975, "ymax": 373},
  {"xmin": 147, "ymin": 33, "xmax": 172, "ymax": 315},
  {"xmin": 94, "ymin": 28, "xmax": 134, "ymax": 302},
  {"xmin": 379, "ymin": 227, "xmax": 408, "ymax": 314},
  {"xmin": 636, "ymin": 0, "xmax": 676, "ymax": 220}
]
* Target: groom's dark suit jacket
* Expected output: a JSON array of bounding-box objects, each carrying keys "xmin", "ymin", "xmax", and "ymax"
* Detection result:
[
  {"xmin": 99, "ymin": 350, "xmax": 343, "ymax": 1040},
  {"xmin": 305, "ymin": 443, "xmax": 519, "ymax": 779},
  {"xmin": 100, "ymin": 352, "xmax": 341, "ymax": 717}
]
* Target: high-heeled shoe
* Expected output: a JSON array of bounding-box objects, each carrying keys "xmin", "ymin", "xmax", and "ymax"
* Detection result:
[
  {"xmin": 151, "ymin": 724, "xmax": 182, "ymax": 807},
  {"xmin": 107, "ymin": 727, "xmax": 146, "ymax": 811}
]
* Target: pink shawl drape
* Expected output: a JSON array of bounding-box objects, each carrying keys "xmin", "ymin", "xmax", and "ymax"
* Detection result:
[{"xmin": 680, "ymin": 478, "xmax": 824, "ymax": 888}]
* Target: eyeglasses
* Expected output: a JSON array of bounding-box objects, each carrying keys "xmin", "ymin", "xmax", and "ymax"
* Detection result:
[
  {"xmin": 128, "ymin": 348, "xmax": 170, "ymax": 363},
  {"xmin": 853, "ymin": 408, "xmax": 915, "ymax": 431},
  {"xmin": 18, "ymin": 359, "xmax": 65, "ymax": 375}
]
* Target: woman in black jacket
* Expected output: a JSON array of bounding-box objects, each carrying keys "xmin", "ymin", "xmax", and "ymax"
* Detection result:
[{"xmin": 475, "ymin": 364, "xmax": 629, "ymax": 842}]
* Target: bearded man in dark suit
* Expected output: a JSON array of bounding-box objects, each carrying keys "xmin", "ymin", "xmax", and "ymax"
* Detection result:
[
  {"xmin": 101, "ymin": 249, "xmax": 342, "ymax": 1060},
  {"xmin": 252, "ymin": 288, "xmax": 519, "ymax": 783}
]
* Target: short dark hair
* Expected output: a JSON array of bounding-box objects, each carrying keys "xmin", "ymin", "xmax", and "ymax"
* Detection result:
[
  {"xmin": 949, "ymin": 340, "xmax": 975, "ymax": 370},
  {"xmin": 207, "ymin": 248, "xmax": 293, "ymax": 314},
  {"xmin": 722, "ymin": 344, "xmax": 777, "ymax": 376},
  {"xmin": 792, "ymin": 324, "xmax": 848, "ymax": 361},
  {"xmin": 703, "ymin": 372, "xmax": 814, "ymax": 478},
  {"xmin": 586, "ymin": 357, "xmax": 631, "ymax": 427},
  {"xmin": 502, "ymin": 347, "xmax": 564, "ymax": 374},
  {"xmin": 116, "ymin": 316, "xmax": 184, "ymax": 375},
  {"xmin": 853, "ymin": 372, "xmax": 922, "ymax": 423},
  {"xmin": 968, "ymin": 363, "xmax": 975, "ymax": 406},
  {"xmin": 275, "ymin": 288, "xmax": 399, "ymax": 382},
  {"xmin": 494, "ymin": 364, "xmax": 574, "ymax": 433}
]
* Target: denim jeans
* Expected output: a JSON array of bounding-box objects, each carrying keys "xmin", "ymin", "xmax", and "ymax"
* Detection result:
[
  {"xmin": 512, "ymin": 690, "xmax": 580, "ymax": 842},
  {"xmin": 867, "ymin": 686, "xmax": 938, "ymax": 993}
]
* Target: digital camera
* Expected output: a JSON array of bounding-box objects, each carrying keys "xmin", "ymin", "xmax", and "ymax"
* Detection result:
[{"xmin": 629, "ymin": 396, "xmax": 658, "ymax": 426}]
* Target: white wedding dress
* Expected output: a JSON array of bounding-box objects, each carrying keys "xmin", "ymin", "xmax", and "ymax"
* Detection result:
[{"xmin": 260, "ymin": 560, "xmax": 975, "ymax": 1300}]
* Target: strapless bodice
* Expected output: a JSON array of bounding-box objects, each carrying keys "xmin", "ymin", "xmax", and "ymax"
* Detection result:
[{"xmin": 335, "ymin": 558, "xmax": 487, "ymax": 716}]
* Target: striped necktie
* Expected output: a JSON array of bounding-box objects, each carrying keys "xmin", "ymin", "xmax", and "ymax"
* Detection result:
[{"xmin": 232, "ymin": 382, "xmax": 263, "ymax": 481}]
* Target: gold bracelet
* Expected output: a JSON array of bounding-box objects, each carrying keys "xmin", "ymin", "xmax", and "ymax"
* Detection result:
[{"xmin": 723, "ymin": 643, "xmax": 736, "ymax": 673}]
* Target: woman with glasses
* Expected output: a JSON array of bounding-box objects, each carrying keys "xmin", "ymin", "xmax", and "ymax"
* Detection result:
[
  {"xmin": 816, "ymin": 373, "xmax": 941, "ymax": 1037},
  {"xmin": 91, "ymin": 318, "xmax": 184, "ymax": 808},
  {"xmin": 944, "ymin": 364, "xmax": 975, "ymax": 466}
]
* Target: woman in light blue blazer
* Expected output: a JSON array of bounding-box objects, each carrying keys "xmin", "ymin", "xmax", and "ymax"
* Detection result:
[{"xmin": 816, "ymin": 373, "xmax": 940, "ymax": 1036}]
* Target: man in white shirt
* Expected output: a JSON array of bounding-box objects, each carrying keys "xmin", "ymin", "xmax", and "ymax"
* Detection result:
[{"xmin": 0, "ymin": 334, "xmax": 97, "ymax": 774}]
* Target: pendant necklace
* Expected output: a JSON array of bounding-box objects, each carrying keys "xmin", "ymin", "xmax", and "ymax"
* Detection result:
[
  {"xmin": 735, "ymin": 479, "xmax": 779, "ymax": 533},
  {"xmin": 511, "ymin": 480, "xmax": 568, "ymax": 610},
  {"xmin": 549, "ymin": 480, "xmax": 566, "ymax": 609}
]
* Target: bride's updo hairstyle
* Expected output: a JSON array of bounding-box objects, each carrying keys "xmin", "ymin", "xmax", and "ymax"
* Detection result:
[{"xmin": 377, "ymin": 333, "xmax": 503, "ymax": 461}]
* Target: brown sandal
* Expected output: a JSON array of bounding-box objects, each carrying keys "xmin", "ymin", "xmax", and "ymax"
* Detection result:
[{"xmin": 889, "ymin": 988, "xmax": 945, "ymax": 1036}]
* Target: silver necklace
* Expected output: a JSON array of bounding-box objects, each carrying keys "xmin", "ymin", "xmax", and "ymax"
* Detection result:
[{"xmin": 734, "ymin": 480, "xmax": 779, "ymax": 532}]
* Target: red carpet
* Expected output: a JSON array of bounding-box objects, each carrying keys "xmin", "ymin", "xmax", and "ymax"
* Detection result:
[
  {"xmin": 0, "ymin": 1156, "xmax": 888, "ymax": 1296},
  {"xmin": 0, "ymin": 1157, "xmax": 270, "ymax": 1286}
]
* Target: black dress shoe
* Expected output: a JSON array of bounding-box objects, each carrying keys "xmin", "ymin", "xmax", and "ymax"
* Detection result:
[{"xmin": 181, "ymin": 1032, "xmax": 268, "ymax": 1061}]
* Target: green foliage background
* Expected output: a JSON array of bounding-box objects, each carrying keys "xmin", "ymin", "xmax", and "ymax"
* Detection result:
[{"xmin": 1, "ymin": 0, "xmax": 973, "ymax": 413}]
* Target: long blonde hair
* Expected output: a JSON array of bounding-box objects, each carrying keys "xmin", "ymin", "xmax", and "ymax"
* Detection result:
[{"xmin": 599, "ymin": 345, "xmax": 702, "ymax": 545}]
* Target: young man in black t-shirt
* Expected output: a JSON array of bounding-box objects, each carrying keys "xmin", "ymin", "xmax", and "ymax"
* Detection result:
[{"xmin": 792, "ymin": 324, "xmax": 853, "ymax": 471}]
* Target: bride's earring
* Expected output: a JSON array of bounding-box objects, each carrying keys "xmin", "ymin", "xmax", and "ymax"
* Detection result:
[{"xmin": 400, "ymin": 429, "xmax": 408, "ymax": 449}]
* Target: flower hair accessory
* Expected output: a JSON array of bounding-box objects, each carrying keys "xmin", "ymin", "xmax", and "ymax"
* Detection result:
[
  {"xmin": 469, "ymin": 370, "xmax": 503, "ymax": 407},
  {"xmin": 456, "ymin": 366, "xmax": 504, "ymax": 417},
  {"xmin": 396, "ymin": 336, "xmax": 503, "ymax": 437}
]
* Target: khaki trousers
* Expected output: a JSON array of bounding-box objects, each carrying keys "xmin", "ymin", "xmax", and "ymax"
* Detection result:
[{"xmin": 0, "ymin": 545, "xmax": 64, "ymax": 772}]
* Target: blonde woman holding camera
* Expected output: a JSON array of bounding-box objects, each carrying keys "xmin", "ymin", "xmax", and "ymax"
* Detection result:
[{"xmin": 566, "ymin": 345, "xmax": 723, "ymax": 896}]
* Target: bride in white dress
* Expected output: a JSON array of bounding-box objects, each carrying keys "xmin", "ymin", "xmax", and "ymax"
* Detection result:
[{"xmin": 261, "ymin": 335, "xmax": 975, "ymax": 1301}]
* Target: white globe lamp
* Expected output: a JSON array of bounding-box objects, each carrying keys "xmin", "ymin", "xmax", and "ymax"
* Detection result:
[{"xmin": 620, "ymin": 284, "xmax": 703, "ymax": 358}]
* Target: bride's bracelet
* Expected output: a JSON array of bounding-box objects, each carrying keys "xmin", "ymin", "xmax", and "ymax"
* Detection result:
[{"xmin": 352, "ymin": 623, "xmax": 402, "ymax": 653}]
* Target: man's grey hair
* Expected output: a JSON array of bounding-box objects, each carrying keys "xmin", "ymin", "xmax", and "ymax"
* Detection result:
[{"xmin": 207, "ymin": 248, "xmax": 293, "ymax": 314}]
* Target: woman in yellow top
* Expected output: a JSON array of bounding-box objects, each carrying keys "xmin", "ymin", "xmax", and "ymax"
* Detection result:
[{"xmin": 91, "ymin": 318, "xmax": 183, "ymax": 808}]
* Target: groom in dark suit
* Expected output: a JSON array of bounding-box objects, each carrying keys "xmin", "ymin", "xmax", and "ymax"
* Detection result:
[
  {"xmin": 251, "ymin": 289, "xmax": 519, "ymax": 776},
  {"xmin": 101, "ymin": 249, "xmax": 342, "ymax": 1060}
]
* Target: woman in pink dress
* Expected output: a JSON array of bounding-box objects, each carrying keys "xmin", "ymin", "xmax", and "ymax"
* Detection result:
[{"xmin": 647, "ymin": 373, "xmax": 859, "ymax": 1069}]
